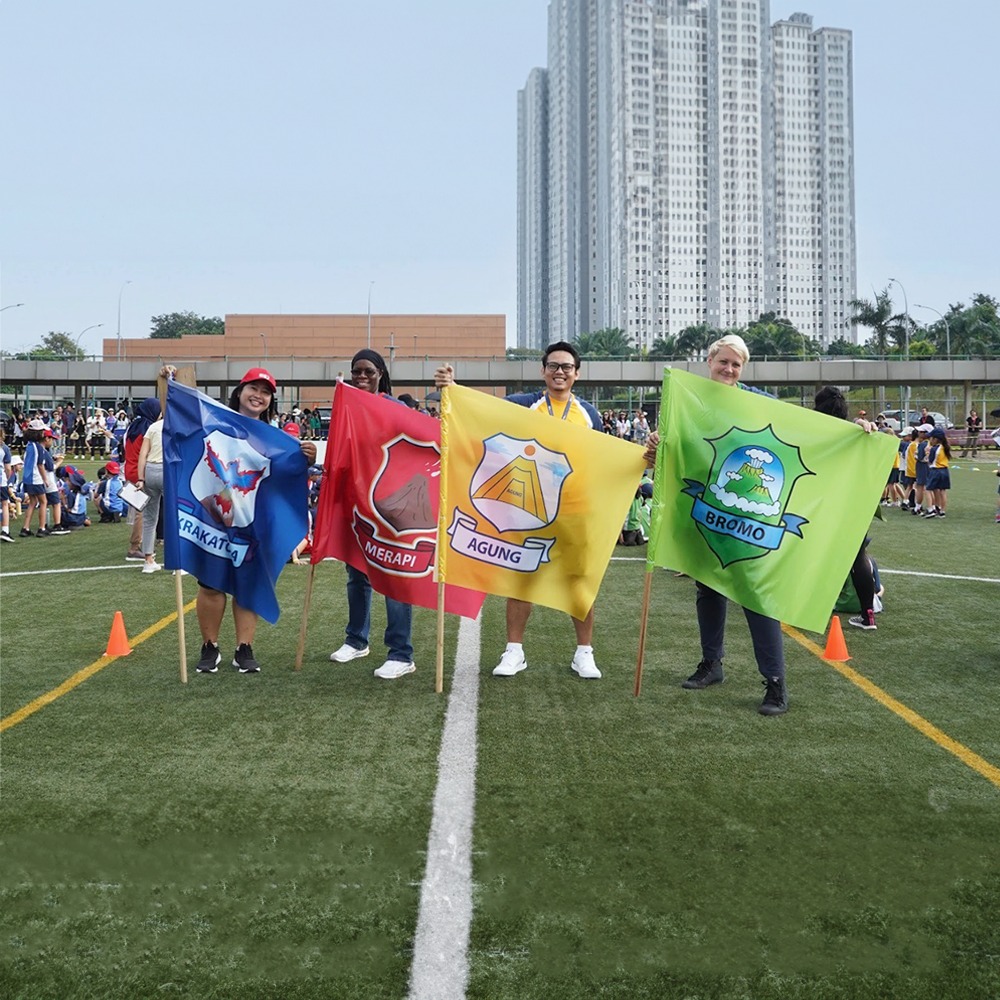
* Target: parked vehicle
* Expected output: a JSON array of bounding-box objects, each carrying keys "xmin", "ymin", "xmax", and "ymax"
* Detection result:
[
  {"xmin": 877, "ymin": 409, "xmax": 953, "ymax": 431},
  {"xmin": 314, "ymin": 406, "xmax": 331, "ymax": 435}
]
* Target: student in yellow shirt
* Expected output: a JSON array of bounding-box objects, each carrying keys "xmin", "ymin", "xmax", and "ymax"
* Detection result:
[{"xmin": 923, "ymin": 427, "xmax": 951, "ymax": 519}]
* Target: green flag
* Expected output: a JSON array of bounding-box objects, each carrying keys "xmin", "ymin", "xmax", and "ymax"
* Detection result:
[{"xmin": 647, "ymin": 369, "xmax": 898, "ymax": 633}]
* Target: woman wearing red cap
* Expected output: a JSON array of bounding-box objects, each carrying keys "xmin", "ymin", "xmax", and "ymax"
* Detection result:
[{"xmin": 195, "ymin": 367, "xmax": 316, "ymax": 675}]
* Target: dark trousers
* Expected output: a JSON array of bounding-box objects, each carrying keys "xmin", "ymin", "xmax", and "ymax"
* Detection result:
[{"xmin": 695, "ymin": 581, "xmax": 785, "ymax": 680}]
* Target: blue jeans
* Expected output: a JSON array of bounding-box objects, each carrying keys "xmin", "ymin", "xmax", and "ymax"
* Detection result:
[
  {"xmin": 695, "ymin": 581, "xmax": 784, "ymax": 680},
  {"xmin": 344, "ymin": 564, "xmax": 413, "ymax": 662}
]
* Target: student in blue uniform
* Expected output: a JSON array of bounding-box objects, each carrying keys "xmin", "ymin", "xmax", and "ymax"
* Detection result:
[{"xmin": 19, "ymin": 420, "xmax": 49, "ymax": 537}]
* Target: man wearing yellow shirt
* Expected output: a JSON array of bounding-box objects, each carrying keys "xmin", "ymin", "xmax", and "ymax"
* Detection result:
[{"xmin": 435, "ymin": 342, "xmax": 604, "ymax": 680}]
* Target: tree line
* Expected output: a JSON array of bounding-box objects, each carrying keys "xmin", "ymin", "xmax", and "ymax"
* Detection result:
[{"xmin": 507, "ymin": 292, "xmax": 1000, "ymax": 362}]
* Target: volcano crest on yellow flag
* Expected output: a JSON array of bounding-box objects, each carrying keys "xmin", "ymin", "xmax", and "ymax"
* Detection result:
[{"xmin": 438, "ymin": 384, "xmax": 647, "ymax": 619}]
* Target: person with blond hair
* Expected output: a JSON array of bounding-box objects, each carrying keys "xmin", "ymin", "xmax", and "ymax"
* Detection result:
[{"xmin": 644, "ymin": 334, "xmax": 788, "ymax": 715}]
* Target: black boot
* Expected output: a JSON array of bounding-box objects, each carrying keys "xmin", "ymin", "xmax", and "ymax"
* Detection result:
[
  {"xmin": 682, "ymin": 659, "xmax": 725, "ymax": 689},
  {"xmin": 758, "ymin": 675, "xmax": 788, "ymax": 716}
]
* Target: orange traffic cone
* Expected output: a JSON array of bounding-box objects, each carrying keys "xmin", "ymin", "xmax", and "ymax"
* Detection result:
[
  {"xmin": 104, "ymin": 611, "xmax": 132, "ymax": 657},
  {"xmin": 822, "ymin": 615, "xmax": 850, "ymax": 662}
]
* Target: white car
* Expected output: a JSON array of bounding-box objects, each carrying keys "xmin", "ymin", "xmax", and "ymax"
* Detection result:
[{"xmin": 877, "ymin": 409, "xmax": 953, "ymax": 431}]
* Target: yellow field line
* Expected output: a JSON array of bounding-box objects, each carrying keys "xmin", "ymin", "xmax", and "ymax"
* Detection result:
[
  {"xmin": 0, "ymin": 599, "xmax": 197, "ymax": 734},
  {"xmin": 783, "ymin": 623, "xmax": 1000, "ymax": 790}
]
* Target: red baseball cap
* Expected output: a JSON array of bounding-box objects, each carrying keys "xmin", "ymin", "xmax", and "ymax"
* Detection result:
[
  {"xmin": 105, "ymin": 461, "xmax": 121, "ymax": 475},
  {"xmin": 238, "ymin": 367, "xmax": 276, "ymax": 392},
  {"xmin": 42, "ymin": 428, "xmax": 54, "ymax": 438},
  {"xmin": 282, "ymin": 421, "xmax": 300, "ymax": 437}
]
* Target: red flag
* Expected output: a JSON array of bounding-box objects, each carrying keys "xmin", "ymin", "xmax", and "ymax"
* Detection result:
[{"xmin": 311, "ymin": 382, "xmax": 485, "ymax": 619}]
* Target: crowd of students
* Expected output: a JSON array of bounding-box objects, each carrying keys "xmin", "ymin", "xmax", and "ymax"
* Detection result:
[
  {"xmin": 5, "ymin": 403, "xmax": 133, "ymax": 462},
  {"xmin": 0, "ymin": 417, "xmax": 135, "ymax": 543},
  {"xmin": 881, "ymin": 422, "xmax": 953, "ymax": 519}
]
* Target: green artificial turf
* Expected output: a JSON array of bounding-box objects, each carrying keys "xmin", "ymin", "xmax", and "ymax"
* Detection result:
[{"xmin": 0, "ymin": 462, "xmax": 997, "ymax": 999}]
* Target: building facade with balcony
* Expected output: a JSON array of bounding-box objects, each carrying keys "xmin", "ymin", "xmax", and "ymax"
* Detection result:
[{"xmin": 517, "ymin": 0, "xmax": 856, "ymax": 350}]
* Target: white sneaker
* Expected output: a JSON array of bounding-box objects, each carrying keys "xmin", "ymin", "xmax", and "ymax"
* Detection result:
[
  {"xmin": 330, "ymin": 643, "xmax": 370, "ymax": 662},
  {"xmin": 373, "ymin": 660, "xmax": 416, "ymax": 680},
  {"xmin": 571, "ymin": 647, "xmax": 602, "ymax": 679},
  {"xmin": 493, "ymin": 647, "xmax": 527, "ymax": 677},
  {"xmin": 141, "ymin": 562, "xmax": 161, "ymax": 574}
]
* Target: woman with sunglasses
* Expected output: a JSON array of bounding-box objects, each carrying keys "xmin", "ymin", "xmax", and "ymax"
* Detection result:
[{"xmin": 328, "ymin": 349, "xmax": 417, "ymax": 680}]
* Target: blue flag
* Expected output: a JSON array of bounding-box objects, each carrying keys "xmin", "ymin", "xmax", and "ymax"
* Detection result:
[{"xmin": 163, "ymin": 381, "xmax": 309, "ymax": 623}]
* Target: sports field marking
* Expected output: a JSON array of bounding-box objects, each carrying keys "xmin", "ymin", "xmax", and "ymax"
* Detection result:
[
  {"xmin": 783, "ymin": 624, "xmax": 1000, "ymax": 790},
  {"xmin": 0, "ymin": 564, "xmax": 142, "ymax": 578},
  {"xmin": 879, "ymin": 568, "xmax": 1000, "ymax": 584},
  {"xmin": 609, "ymin": 557, "xmax": 1000, "ymax": 585},
  {"xmin": 0, "ymin": 600, "xmax": 197, "ymax": 733},
  {"xmin": 409, "ymin": 612, "xmax": 481, "ymax": 1000}
]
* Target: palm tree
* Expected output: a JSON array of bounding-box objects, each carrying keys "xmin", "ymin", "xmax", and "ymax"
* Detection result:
[
  {"xmin": 847, "ymin": 289, "xmax": 895, "ymax": 356},
  {"xmin": 675, "ymin": 323, "xmax": 717, "ymax": 358},
  {"xmin": 573, "ymin": 328, "xmax": 633, "ymax": 359},
  {"xmin": 648, "ymin": 335, "xmax": 677, "ymax": 359}
]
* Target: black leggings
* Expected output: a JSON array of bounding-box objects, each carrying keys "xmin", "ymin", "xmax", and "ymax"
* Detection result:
[{"xmin": 850, "ymin": 548, "xmax": 876, "ymax": 612}]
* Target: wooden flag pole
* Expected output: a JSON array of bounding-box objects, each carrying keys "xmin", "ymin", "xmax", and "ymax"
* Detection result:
[
  {"xmin": 295, "ymin": 562, "xmax": 318, "ymax": 672},
  {"xmin": 633, "ymin": 569, "xmax": 654, "ymax": 697},
  {"xmin": 176, "ymin": 570, "xmax": 188, "ymax": 684},
  {"xmin": 435, "ymin": 581, "xmax": 445, "ymax": 694}
]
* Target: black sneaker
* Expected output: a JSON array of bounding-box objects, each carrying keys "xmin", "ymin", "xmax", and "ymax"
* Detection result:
[
  {"xmin": 233, "ymin": 643, "xmax": 260, "ymax": 674},
  {"xmin": 682, "ymin": 659, "xmax": 725, "ymax": 689},
  {"xmin": 758, "ymin": 676, "xmax": 788, "ymax": 716},
  {"xmin": 0, "ymin": 531, "xmax": 12, "ymax": 543},
  {"xmin": 848, "ymin": 610, "xmax": 877, "ymax": 630},
  {"xmin": 50, "ymin": 524, "xmax": 71, "ymax": 535},
  {"xmin": 36, "ymin": 527, "xmax": 52, "ymax": 537},
  {"xmin": 18, "ymin": 528, "xmax": 33, "ymax": 538},
  {"xmin": 196, "ymin": 641, "xmax": 221, "ymax": 673}
]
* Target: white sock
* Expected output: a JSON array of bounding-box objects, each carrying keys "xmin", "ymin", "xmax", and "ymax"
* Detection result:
[
  {"xmin": 505, "ymin": 642, "xmax": 523, "ymax": 654},
  {"xmin": 575, "ymin": 644, "xmax": 593, "ymax": 655}
]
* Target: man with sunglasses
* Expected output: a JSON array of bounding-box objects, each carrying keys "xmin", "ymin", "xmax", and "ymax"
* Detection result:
[{"xmin": 435, "ymin": 341, "xmax": 604, "ymax": 680}]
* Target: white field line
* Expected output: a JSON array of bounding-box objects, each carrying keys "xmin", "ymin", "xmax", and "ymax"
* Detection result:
[
  {"xmin": 610, "ymin": 556, "xmax": 999, "ymax": 584},
  {"xmin": 409, "ymin": 612, "xmax": 482, "ymax": 1000},
  {"xmin": 0, "ymin": 564, "xmax": 143, "ymax": 578}
]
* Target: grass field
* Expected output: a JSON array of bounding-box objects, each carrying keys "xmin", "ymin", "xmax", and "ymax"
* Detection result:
[{"xmin": 1, "ymin": 458, "xmax": 998, "ymax": 999}]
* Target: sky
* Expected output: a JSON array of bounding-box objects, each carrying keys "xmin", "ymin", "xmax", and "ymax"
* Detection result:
[{"xmin": 1, "ymin": 0, "xmax": 998, "ymax": 357}]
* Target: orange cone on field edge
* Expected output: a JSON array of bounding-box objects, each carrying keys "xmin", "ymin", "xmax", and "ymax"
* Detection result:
[
  {"xmin": 104, "ymin": 611, "xmax": 132, "ymax": 657},
  {"xmin": 822, "ymin": 615, "xmax": 850, "ymax": 662}
]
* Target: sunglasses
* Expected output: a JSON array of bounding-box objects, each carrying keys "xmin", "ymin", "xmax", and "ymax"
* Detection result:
[{"xmin": 351, "ymin": 366, "xmax": 380, "ymax": 377}]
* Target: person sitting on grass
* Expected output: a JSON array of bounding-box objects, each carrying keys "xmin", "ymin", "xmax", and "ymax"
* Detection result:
[
  {"xmin": 97, "ymin": 461, "xmax": 126, "ymax": 523},
  {"xmin": 61, "ymin": 471, "xmax": 92, "ymax": 529}
]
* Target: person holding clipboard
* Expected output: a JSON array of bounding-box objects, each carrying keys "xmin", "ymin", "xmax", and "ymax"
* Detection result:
[{"xmin": 135, "ymin": 411, "xmax": 165, "ymax": 574}]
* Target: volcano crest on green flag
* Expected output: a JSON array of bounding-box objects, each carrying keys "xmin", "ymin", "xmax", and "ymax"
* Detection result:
[{"xmin": 647, "ymin": 369, "xmax": 899, "ymax": 633}]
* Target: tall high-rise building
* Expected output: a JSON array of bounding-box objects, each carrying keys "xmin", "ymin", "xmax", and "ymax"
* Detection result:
[{"xmin": 516, "ymin": 0, "xmax": 856, "ymax": 350}]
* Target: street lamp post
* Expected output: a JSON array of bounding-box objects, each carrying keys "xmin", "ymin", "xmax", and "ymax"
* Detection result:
[
  {"xmin": 74, "ymin": 323, "xmax": 104, "ymax": 356},
  {"xmin": 366, "ymin": 280, "xmax": 374, "ymax": 349},
  {"xmin": 0, "ymin": 302, "xmax": 25, "ymax": 312},
  {"xmin": 914, "ymin": 304, "xmax": 950, "ymax": 358},
  {"xmin": 915, "ymin": 304, "xmax": 952, "ymax": 423},
  {"xmin": 116, "ymin": 280, "xmax": 132, "ymax": 360},
  {"xmin": 889, "ymin": 276, "xmax": 910, "ymax": 417},
  {"xmin": 260, "ymin": 332, "xmax": 268, "ymax": 359},
  {"xmin": 888, "ymin": 277, "xmax": 910, "ymax": 359}
]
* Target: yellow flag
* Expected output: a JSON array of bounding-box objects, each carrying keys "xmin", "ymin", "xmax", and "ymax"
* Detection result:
[{"xmin": 438, "ymin": 384, "xmax": 647, "ymax": 619}]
